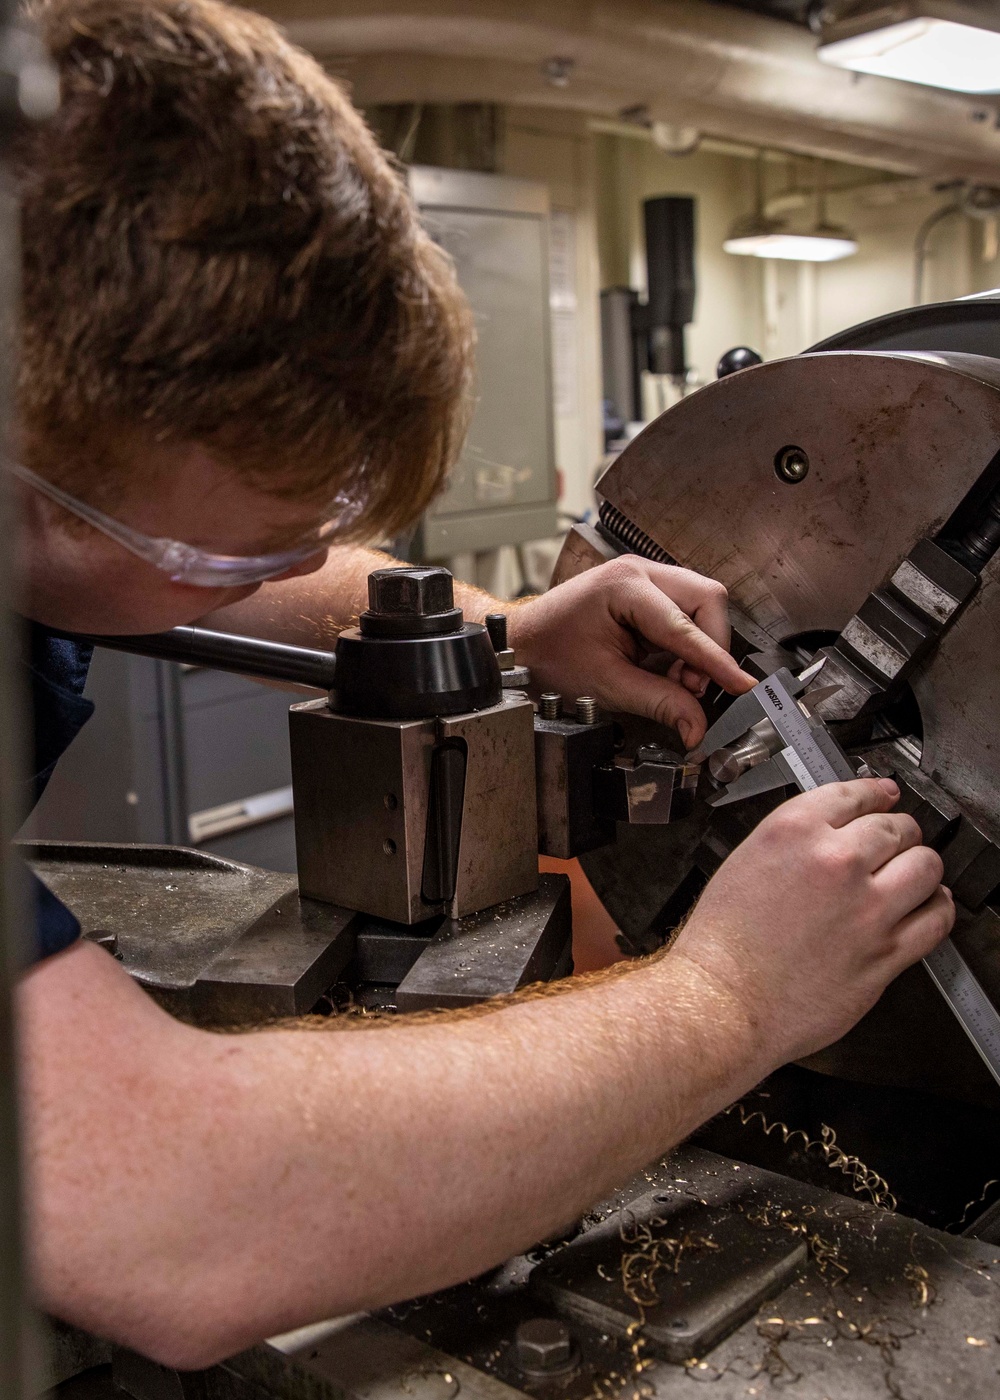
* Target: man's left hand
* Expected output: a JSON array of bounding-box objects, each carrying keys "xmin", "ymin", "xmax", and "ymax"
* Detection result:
[{"xmin": 506, "ymin": 557, "xmax": 755, "ymax": 749}]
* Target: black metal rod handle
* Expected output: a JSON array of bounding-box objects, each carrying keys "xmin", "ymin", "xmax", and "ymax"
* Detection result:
[{"xmin": 65, "ymin": 625, "xmax": 337, "ymax": 690}]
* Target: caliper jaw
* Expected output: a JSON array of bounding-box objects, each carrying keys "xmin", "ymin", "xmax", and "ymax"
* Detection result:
[{"xmin": 689, "ymin": 662, "xmax": 855, "ymax": 809}]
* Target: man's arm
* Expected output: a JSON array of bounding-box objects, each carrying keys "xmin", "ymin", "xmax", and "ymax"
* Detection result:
[
  {"xmin": 203, "ymin": 546, "xmax": 754, "ymax": 749},
  {"xmin": 22, "ymin": 779, "xmax": 952, "ymax": 1369}
]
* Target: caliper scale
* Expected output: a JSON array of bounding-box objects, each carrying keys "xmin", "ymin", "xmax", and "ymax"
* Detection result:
[{"xmin": 689, "ymin": 662, "xmax": 1000, "ymax": 1090}]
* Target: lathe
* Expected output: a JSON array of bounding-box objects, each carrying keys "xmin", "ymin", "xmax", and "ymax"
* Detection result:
[{"xmin": 45, "ymin": 295, "xmax": 1000, "ymax": 1399}]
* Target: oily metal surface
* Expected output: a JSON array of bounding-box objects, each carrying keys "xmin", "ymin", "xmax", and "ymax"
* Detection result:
[
  {"xmin": 571, "ymin": 352, "xmax": 1000, "ymax": 1094},
  {"xmin": 21, "ymin": 841, "xmax": 293, "ymax": 992},
  {"xmin": 597, "ymin": 351, "xmax": 1000, "ymax": 640},
  {"xmin": 395, "ymin": 874, "xmax": 571, "ymax": 1010},
  {"xmin": 438, "ymin": 694, "xmax": 538, "ymax": 918},
  {"xmin": 913, "ymin": 549, "xmax": 1000, "ymax": 827},
  {"xmin": 193, "ymin": 1146, "xmax": 1000, "ymax": 1400},
  {"xmin": 290, "ymin": 702, "xmax": 439, "ymax": 925}
]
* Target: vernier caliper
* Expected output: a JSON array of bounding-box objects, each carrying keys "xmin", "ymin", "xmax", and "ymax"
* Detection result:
[{"xmin": 688, "ymin": 661, "xmax": 1000, "ymax": 1090}]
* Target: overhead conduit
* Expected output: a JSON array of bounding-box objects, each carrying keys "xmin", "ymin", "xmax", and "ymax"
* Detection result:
[{"xmin": 258, "ymin": 0, "xmax": 1000, "ymax": 179}]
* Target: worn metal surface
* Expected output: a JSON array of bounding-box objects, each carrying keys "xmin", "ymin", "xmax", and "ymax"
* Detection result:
[
  {"xmin": 914, "ymin": 549, "xmax": 1000, "ymax": 828},
  {"xmin": 227, "ymin": 1316, "xmax": 527, "ymax": 1400},
  {"xmin": 189, "ymin": 893, "xmax": 358, "ymax": 1025},
  {"xmin": 549, "ymin": 522, "xmax": 623, "ymax": 589},
  {"xmin": 159, "ymin": 1144, "xmax": 1000, "ymax": 1399},
  {"xmin": 532, "ymin": 1193, "xmax": 807, "ymax": 1363},
  {"xmin": 50, "ymin": 1140, "xmax": 1000, "ymax": 1399},
  {"xmin": 395, "ymin": 875, "xmax": 571, "ymax": 1010},
  {"xmin": 534, "ymin": 714, "xmax": 616, "ymax": 859},
  {"xmin": 438, "ymin": 696, "xmax": 537, "ymax": 919},
  {"xmin": 291, "ymin": 695, "xmax": 537, "ymax": 927},
  {"xmin": 596, "ymin": 351, "xmax": 1000, "ymax": 640},
  {"xmin": 23, "ymin": 842, "xmax": 572, "ymax": 1026},
  {"xmin": 381, "ymin": 1145, "xmax": 1000, "ymax": 1399},
  {"xmin": 291, "ymin": 702, "xmax": 439, "ymax": 925},
  {"xmin": 557, "ymin": 350, "xmax": 1000, "ymax": 1097},
  {"xmin": 22, "ymin": 840, "xmax": 294, "ymax": 1009}
]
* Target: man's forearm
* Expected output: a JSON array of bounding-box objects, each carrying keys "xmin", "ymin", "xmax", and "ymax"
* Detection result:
[
  {"xmin": 202, "ymin": 545, "xmax": 506, "ymax": 649},
  {"xmin": 23, "ymin": 939, "xmax": 768, "ymax": 1370}
]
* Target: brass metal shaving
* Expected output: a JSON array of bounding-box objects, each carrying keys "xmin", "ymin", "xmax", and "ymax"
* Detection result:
[
  {"xmin": 619, "ymin": 1215, "xmax": 721, "ymax": 1309},
  {"xmin": 946, "ymin": 1178, "xmax": 1000, "ymax": 1233},
  {"xmin": 903, "ymin": 1263, "xmax": 935, "ymax": 1309},
  {"xmin": 729, "ymin": 1103, "xmax": 898, "ymax": 1211}
]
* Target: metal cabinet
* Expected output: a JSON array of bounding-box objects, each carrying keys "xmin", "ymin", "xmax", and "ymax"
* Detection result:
[
  {"xmin": 409, "ymin": 167, "xmax": 558, "ymax": 557},
  {"xmin": 23, "ymin": 649, "xmax": 299, "ymax": 871}
]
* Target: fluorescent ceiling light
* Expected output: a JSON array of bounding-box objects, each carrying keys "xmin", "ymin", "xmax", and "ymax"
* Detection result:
[
  {"xmin": 723, "ymin": 216, "xmax": 858, "ymax": 262},
  {"xmin": 819, "ymin": 14, "xmax": 1000, "ymax": 94}
]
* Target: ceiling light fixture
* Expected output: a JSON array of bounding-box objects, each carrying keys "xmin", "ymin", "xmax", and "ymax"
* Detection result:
[
  {"xmin": 723, "ymin": 217, "xmax": 859, "ymax": 261},
  {"xmin": 724, "ymin": 156, "xmax": 859, "ymax": 262},
  {"xmin": 818, "ymin": 2, "xmax": 1000, "ymax": 94}
]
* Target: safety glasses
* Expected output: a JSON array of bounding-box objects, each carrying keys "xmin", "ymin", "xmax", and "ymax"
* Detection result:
[{"xmin": 8, "ymin": 459, "xmax": 354, "ymax": 587}]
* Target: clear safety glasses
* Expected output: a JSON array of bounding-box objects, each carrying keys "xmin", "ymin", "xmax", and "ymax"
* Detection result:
[{"xmin": 8, "ymin": 459, "xmax": 352, "ymax": 587}]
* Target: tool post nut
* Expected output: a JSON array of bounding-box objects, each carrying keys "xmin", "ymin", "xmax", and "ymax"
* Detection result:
[
  {"xmin": 514, "ymin": 1319, "xmax": 574, "ymax": 1374},
  {"xmin": 360, "ymin": 567, "xmax": 464, "ymax": 641},
  {"xmin": 368, "ymin": 567, "xmax": 454, "ymax": 617}
]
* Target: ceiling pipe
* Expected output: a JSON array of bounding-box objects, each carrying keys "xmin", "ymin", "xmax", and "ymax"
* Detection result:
[{"xmin": 256, "ymin": 0, "xmax": 1000, "ymax": 180}]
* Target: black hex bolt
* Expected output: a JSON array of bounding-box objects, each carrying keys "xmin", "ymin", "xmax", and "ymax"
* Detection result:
[{"xmin": 367, "ymin": 566, "xmax": 455, "ymax": 617}]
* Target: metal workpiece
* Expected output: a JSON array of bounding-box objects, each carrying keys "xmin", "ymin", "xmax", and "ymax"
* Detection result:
[
  {"xmin": 706, "ymin": 715, "xmax": 783, "ymax": 785},
  {"xmin": 593, "ymin": 749, "xmax": 700, "ymax": 825},
  {"xmin": 538, "ymin": 693, "xmax": 562, "ymax": 721},
  {"xmin": 690, "ymin": 666, "xmax": 855, "ymax": 810},
  {"xmin": 534, "ymin": 712, "xmax": 616, "ymax": 860},
  {"xmin": 395, "ymin": 875, "xmax": 571, "ymax": 1011}
]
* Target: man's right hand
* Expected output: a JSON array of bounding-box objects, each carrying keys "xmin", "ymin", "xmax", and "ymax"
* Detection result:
[{"xmin": 669, "ymin": 778, "xmax": 955, "ymax": 1066}]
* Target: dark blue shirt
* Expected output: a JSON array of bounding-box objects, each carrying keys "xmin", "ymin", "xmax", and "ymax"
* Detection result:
[{"xmin": 22, "ymin": 619, "xmax": 94, "ymax": 959}]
